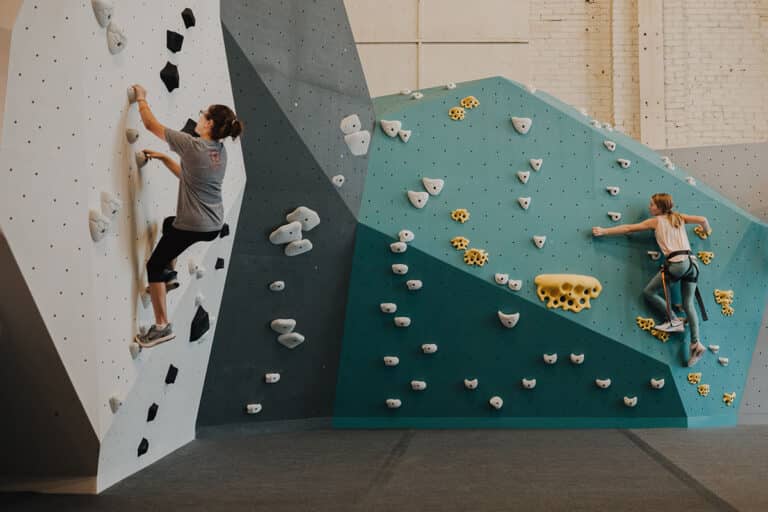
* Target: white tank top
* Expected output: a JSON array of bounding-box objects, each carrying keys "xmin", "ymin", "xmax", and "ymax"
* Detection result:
[{"xmin": 654, "ymin": 215, "xmax": 691, "ymax": 262}]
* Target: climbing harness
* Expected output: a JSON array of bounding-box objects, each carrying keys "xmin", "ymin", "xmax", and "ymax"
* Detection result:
[{"xmin": 660, "ymin": 250, "xmax": 709, "ymax": 322}]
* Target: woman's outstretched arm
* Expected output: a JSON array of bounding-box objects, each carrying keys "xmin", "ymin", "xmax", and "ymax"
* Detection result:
[
  {"xmin": 681, "ymin": 214, "xmax": 712, "ymax": 234},
  {"xmin": 133, "ymin": 84, "xmax": 167, "ymax": 141},
  {"xmin": 143, "ymin": 150, "xmax": 181, "ymax": 179},
  {"xmin": 592, "ymin": 218, "xmax": 656, "ymax": 237}
]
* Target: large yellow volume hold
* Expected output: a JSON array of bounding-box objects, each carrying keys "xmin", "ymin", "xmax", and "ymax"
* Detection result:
[{"xmin": 534, "ymin": 274, "xmax": 602, "ymax": 313}]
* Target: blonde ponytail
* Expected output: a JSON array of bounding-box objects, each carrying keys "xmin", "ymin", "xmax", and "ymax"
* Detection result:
[{"xmin": 651, "ymin": 193, "xmax": 684, "ymax": 228}]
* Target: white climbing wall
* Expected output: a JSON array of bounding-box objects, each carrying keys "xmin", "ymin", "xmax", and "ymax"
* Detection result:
[{"xmin": 0, "ymin": 0, "xmax": 245, "ymax": 492}]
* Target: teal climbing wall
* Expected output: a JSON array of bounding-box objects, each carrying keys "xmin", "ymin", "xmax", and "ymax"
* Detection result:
[{"xmin": 334, "ymin": 77, "xmax": 768, "ymax": 428}]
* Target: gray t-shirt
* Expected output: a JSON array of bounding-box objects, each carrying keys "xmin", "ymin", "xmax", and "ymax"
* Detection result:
[{"xmin": 165, "ymin": 128, "xmax": 227, "ymax": 232}]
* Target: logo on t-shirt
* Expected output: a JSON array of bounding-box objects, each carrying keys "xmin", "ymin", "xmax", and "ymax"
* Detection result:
[{"xmin": 208, "ymin": 150, "xmax": 221, "ymax": 167}]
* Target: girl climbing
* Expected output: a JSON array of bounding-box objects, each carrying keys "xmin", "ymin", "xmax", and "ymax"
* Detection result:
[
  {"xmin": 592, "ymin": 193, "xmax": 712, "ymax": 367},
  {"xmin": 131, "ymin": 84, "xmax": 243, "ymax": 348}
]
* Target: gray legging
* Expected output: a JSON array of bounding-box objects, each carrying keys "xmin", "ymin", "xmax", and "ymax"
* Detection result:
[{"xmin": 642, "ymin": 259, "xmax": 700, "ymax": 343}]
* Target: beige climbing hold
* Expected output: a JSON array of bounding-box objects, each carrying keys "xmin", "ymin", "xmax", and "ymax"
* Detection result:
[
  {"xmin": 497, "ymin": 311, "xmax": 520, "ymax": 329},
  {"xmin": 332, "ymin": 175, "xmax": 345, "ymax": 188},
  {"xmin": 595, "ymin": 378, "xmax": 611, "ymax": 389},
  {"xmin": 380, "ymin": 119, "xmax": 401, "ymax": 137},
  {"xmin": 511, "ymin": 117, "xmax": 532, "ymax": 135},
  {"xmin": 543, "ymin": 353, "xmax": 558, "ymax": 365},
  {"xmin": 398, "ymin": 130, "xmax": 411, "ymax": 143},
  {"xmin": 386, "ymin": 398, "xmax": 402, "ymax": 409},
  {"xmin": 623, "ymin": 396, "xmax": 638, "ymax": 408},
  {"xmin": 508, "ymin": 280, "xmax": 522, "ymax": 291},
  {"xmin": 422, "ymin": 177, "xmax": 445, "ymax": 196},
  {"xmin": 570, "ymin": 353, "xmax": 585, "ymax": 365},
  {"xmin": 277, "ymin": 332, "xmax": 305, "ymax": 349},
  {"xmin": 285, "ymin": 239, "xmax": 313, "ymax": 257},
  {"xmin": 246, "ymin": 403, "xmax": 263, "ymax": 414},
  {"xmin": 647, "ymin": 251, "xmax": 661, "ymax": 261},
  {"xmin": 521, "ymin": 378, "xmax": 536, "ymax": 390},
  {"xmin": 411, "ymin": 92, "xmax": 424, "ymax": 100},
  {"xmin": 532, "ymin": 235, "xmax": 546, "ymax": 249},
  {"xmin": 421, "ymin": 344, "xmax": 438, "ymax": 354},
  {"xmin": 650, "ymin": 378, "xmax": 665, "ymax": 389},
  {"xmin": 529, "ymin": 159, "xmax": 543, "ymax": 172},
  {"xmin": 406, "ymin": 280, "xmax": 423, "ymax": 291},
  {"xmin": 269, "ymin": 221, "xmax": 303, "ymax": 245},
  {"xmin": 446, "ymin": 82, "xmax": 457, "ymax": 90},
  {"xmin": 106, "ymin": 21, "xmax": 127, "ymax": 55},
  {"xmin": 606, "ymin": 186, "xmax": 620, "ymax": 196},
  {"xmin": 265, "ymin": 373, "xmax": 281, "ymax": 384},
  {"xmin": 708, "ymin": 344, "xmax": 720, "ymax": 353},
  {"xmin": 410, "ymin": 380, "xmax": 427, "ymax": 391},
  {"xmin": 517, "ymin": 171, "xmax": 530, "ymax": 184},
  {"xmin": 494, "ymin": 273, "xmax": 509, "ymax": 285},
  {"xmin": 384, "ymin": 356, "xmax": 400, "ymax": 367},
  {"xmin": 398, "ymin": 230, "xmax": 415, "ymax": 243},
  {"xmin": 125, "ymin": 128, "xmax": 139, "ymax": 144},
  {"xmin": 269, "ymin": 281, "xmax": 285, "ymax": 292},
  {"xmin": 518, "ymin": 197, "xmax": 531, "ymax": 210},
  {"xmin": 464, "ymin": 378, "xmax": 478, "ymax": 390},
  {"xmin": 607, "ymin": 212, "xmax": 622, "ymax": 222},
  {"xmin": 489, "ymin": 396, "xmax": 504, "ymax": 410},
  {"xmin": 719, "ymin": 357, "xmax": 729, "ymax": 366},
  {"xmin": 109, "ymin": 395, "xmax": 123, "ymax": 413},
  {"xmin": 617, "ymin": 158, "xmax": 631, "ymax": 169},
  {"xmin": 100, "ymin": 191, "xmax": 122, "ymax": 220},
  {"xmin": 339, "ymin": 114, "xmax": 362, "ymax": 134},
  {"xmin": 270, "ymin": 318, "xmax": 296, "ymax": 334},
  {"xmin": 394, "ymin": 317, "xmax": 411, "ymax": 328},
  {"xmin": 391, "ymin": 264, "xmax": 409, "ymax": 275},
  {"xmin": 91, "ymin": 0, "xmax": 114, "ymax": 28},
  {"xmin": 89, "ymin": 209, "xmax": 111, "ymax": 242},
  {"xmin": 344, "ymin": 130, "xmax": 371, "ymax": 156},
  {"xmin": 603, "ymin": 140, "xmax": 616, "ymax": 152},
  {"xmin": 390, "ymin": 242, "xmax": 407, "ymax": 254},
  {"xmin": 380, "ymin": 303, "xmax": 397, "ymax": 314},
  {"xmin": 407, "ymin": 190, "xmax": 429, "ymax": 209},
  {"xmin": 286, "ymin": 206, "xmax": 321, "ymax": 232}
]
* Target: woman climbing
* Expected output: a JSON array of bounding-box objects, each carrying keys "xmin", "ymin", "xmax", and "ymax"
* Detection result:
[
  {"xmin": 131, "ymin": 84, "xmax": 243, "ymax": 348},
  {"xmin": 592, "ymin": 193, "xmax": 712, "ymax": 367}
]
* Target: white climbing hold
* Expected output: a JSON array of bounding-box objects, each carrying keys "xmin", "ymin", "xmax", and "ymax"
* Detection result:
[
  {"xmin": 617, "ymin": 158, "xmax": 631, "ymax": 169},
  {"xmin": 339, "ymin": 114, "xmax": 362, "ymax": 134},
  {"xmin": 603, "ymin": 140, "xmax": 616, "ymax": 152},
  {"xmin": 380, "ymin": 119, "xmax": 402, "ymax": 137},
  {"xmin": 590, "ymin": 119, "xmax": 601, "ymax": 128},
  {"xmin": 265, "ymin": 373, "xmax": 281, "ymax": 384},
  {"xmin": 497, "ymin": 311, "xmax": 520, "ymax": 329},
  {"xmin": 332, "ymin": 175, "xmax": 345, "ymax": 188},
  {"xmin": 650, "ymin": 378, "xmax": 665, "ymax": 389},
  {"xmin": 109, "ymin": 395, "xmax": 123, "ymax": 413},
  {"xmin": 127, "ymin": 86, "xmax": 138, "ymax": 104},
  {"xmin": 708, "ymin": 344, "xmax": 720, "ymax": 353},
  {"xmin": 398, "ymin": 130, "xmax": 411, "ymax": 143},
  {"xmin": 187, "ymin": 259, "xmax": 205, "ymax": 279},
  {"xmin": 595, "ymin": 378, "xmax": 611, "ymax": 389},
  {"xmin": 647, "ymin": 251, "xmax": 661, "ymax": 261},
  {"xmin": 285, "ymin": 239, "xmax": 313, "ymax": 257},
  {"xmin": 719, "ymin": 357, "xmax": 729, "ymax": 366},
  {"xmin": 508, "ymin": 280, "xmax": 522, "ymax": 291},
  {"xmin": 100, "ymin": 191, "xmax": 122, "ymax": 221},
  {"xmin": 606, "ymin": 186, "xmax": 620, "ymax": 196},
  {"xmin": 246, "ymin": 403, "xmax": 263, "ymax": 414},
  {"xmin": 106, "ymin": 21, "xmax": 127, "ymax": 55},
  {"xmin": 398, "ymin": 230, "xmax": 415, "ymax": 243},
  {"xmin": 194, "ymin": 293, "xmax": 205, "ymax": 308},
  {"xmin": 394, "ymin": 317, "xmax": 411, "ymax": 328},
  {"xmin": 380, "ymin": 303, "xmax": 397, "ymax": 314},
  {"xmin": 269, "ymin": 221, "xmax": 303, "ymax": 245},
  {"xmin": 603, "ymin": 123, "xmax": 614, "ymax": 131},
  {"xmin": 391, "ymin": 264, "xmax": 409, "ymax": 275},
  {"xmin": 570, "ymin": 353, "xmax": 585, "ymax": 365},
  {"xmin": 129, "ymin": 342, "xmax": 141, "ymax": 359},
  {"xmin": 125, "ymin": 128, "xmax": 139, "ymax": 144},
  {"xmin": 661, "ymin": 155, "xmax": 672, "ymax": 165},
  {"xmin": 518, "ymin": 197, "xmax": 531, "ymax": 210},
  {"xmin": 286, "ymin": 206, "xmax": 320, "ymax": 232},
  {"xmin": 521, "ymin": 378, "xmax": 537, "ymax": 390},
  {"xmin": 494, "ymin": 273, "xmax": 509, "ymax": 285},
  {"xmin": 489, "ymin": 396, "xmax": 504, "ymax": 410},
  {"xmin": 270, "ymin": 318, "xmax": 296, "ymax": 334},
  {"xmin": 685, "ymin": 176, "xmax": 696, "ymax": 186},
  {"xmin": 91, "ymin": 0, "xmax": 114, "ymax": 28},
  {"xmin": 269, "ymin": 281, "xmax": 285, "ymax": 292},
  {"xmin": 529, "ymin": 158, "xmax": 543, "ymax": 172},
  {"xmin": 384, "ymin": 356, "xmax": 400, "ymax": 367},
  {"xmin": 665, "ymin": 161, "xmax": 676, "ymax": 171},
  {"xmin": 386, "ymin": 398, "xmax": 402, "ymax": 409},
  {"xmin": 421, "ymin": 344, "xmax": 438, "ymax": 354},
  {"xmin": 422, "ymin": 177, "xmax": 445, "ymax": 196},
  {"xmin": 407, "ymin": 190, "xmax": 429, "ymax": 209},
  {"xmin": 390, "ymin": 242, "xmax": 407, "ymax": 254},
  {"xmin": 464, "ymin": 378, "xmax": 478, "ymax": 390},
  {"xmin": 400, "ymin": 89, "xmax": 412, "ymax": 96},
  {"xmin": 532, "ymin": 235, "xmax": 546, "ymax": 249},
  {"xmin": 511, "ymin": 117, "xmax": 532, "ymax": 135},
  {"xmin": 406, "ymin": 280, "xmax": 423, "ymax": 291},
  {"xmin": 525, "ymin": 83, "xmax": 537, "ymax": 94},
  {"xmin": 344, "ymin": 130, "xmax": 371, "ymax": 156},
  {"xmin": 623, "ymin": 396, "xmax": 638, "ymax": 408},
  {"xmin": 517, "ymin": 171, "xmax": 530, "ymax": 184},
  {"xmin": 410, "ymin": 92, "xmax": 424, "ymax": 100},
  {"xmin": 446, "ymin": 82, "xmax": 457, "ymax": 90},
  {"xmin": 140, "ymin": 290, "xmax": 151, "ymax": 309},
  {"xmin": 607, "ymin": 211, "xmax": 622, "ymax": 222},
  {"xmin": 543, "ymin": 353, "xmax": 558, "ymax": 365},
  {"xmin": 411, "ymin": 380, "xmax": 427, "ymax": 391},
  {"xmin": 277, "ymin": 332, "xmax": 305, "ymax": 349},
  {"xmin": 89, "ymin": 209, "xmax": 111, "ymax": 242},
  {"xmin": 135, "ymin": 150, "xmax": 149, "ymax": 169}
]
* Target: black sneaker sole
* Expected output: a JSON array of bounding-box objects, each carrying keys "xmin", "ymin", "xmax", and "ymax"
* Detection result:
[{"xmin": 135, "ymin": 332, "xmax": 176, "ymax": 348}]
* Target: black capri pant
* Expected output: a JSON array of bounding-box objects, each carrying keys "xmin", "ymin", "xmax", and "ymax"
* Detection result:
[{"xmin": 146, "ymin": 216, "xmax": 220, "ymax": 282}]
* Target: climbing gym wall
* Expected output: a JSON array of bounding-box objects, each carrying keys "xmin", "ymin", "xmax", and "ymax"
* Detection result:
[
  {"xmin": 333, "ymin": 77, "xmax": 768, "ymax": 428},
  {"xmin": 0, "ymin": 1, "xmax": 245, "ymax": 492},
  {"xmin": 196, "ymin": 0, "xmax": 372, "ymax": 428}
]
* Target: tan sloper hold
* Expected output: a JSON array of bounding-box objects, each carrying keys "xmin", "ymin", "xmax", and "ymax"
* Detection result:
[{"xmin": 534, "ymin": 274, "xmax": 602, "ymax": 313}]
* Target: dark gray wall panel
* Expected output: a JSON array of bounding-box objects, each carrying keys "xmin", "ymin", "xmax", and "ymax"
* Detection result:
[
  {"xmin": 221, "ymin": 0, "xmax": 373, "ymax": 217},
  {"xmin": 196, "ymin": 22, "xmax": 367, "ymax": 427},
  {"xmin": 0, "ymin": 231, "xmax": 99, "ymax": 478}
]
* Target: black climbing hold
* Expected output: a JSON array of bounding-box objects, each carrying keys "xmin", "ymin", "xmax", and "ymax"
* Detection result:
[
  {"xmin": 147, "ymin": 403, "xmax": 159, "ymax": 422},
  {"xmin": 190, "ymin": 306, "xmax": 210, "ymax": 342},
  {"xmin": 165, "ymin": 364, "xmax": 179, "ymax": 384},
  {"xmin": 219, "ymin": 223, "xmax": 230, "ymax": 238},
  {"xmin": 215, "ymin": 257, "xmax": 225, "ymax": 270},
  {"xmin": 181, "ymin": 118, "xmax": 199, "ymax": 137},
  {"xmin": 166, "ymin": 30, "xmax": 184, "ymax": 53},
  {"xmin": 181, "ymin": 8, "xmax": 196, "ymax": 28},
  {"xmin": 160, "ymin": 62, "xmax": 179, "ymax": 93},
  {"xmin": 137, "ymin": 438, "xmax": 149, "ymax": 457}
]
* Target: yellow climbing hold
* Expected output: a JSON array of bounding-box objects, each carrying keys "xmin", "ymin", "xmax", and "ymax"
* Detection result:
[
  {"xmin": 723, "ymin": 392, "xmax": 736, "ymax": 406},
  {"xmin": 650, "ymin": 329, "xmax": 670, "ymax": 343},
  {"xmin": 448, "ymin": 106, "xmax": 466, "ymax": 121},
  {"xmin": 697, "ymin": 384, "xmax": 710, "ymax": 397},
  {"xmin": 693, "ymin": 225, "xmax": 711, "ymax": 239},
  {"xmin": 534, "ymin": 274, "xmax": 602, "ymax": 313},
  {"xmin": 636, "ymin": 316, "xmax": 655, "ymax": 331},
  {"xmin": 714, "ymin": 289, "xmax": 735, "ymax": 316},
  {"xmin": 463, "ymin": 248, "xmax": 489, "ymax": 267},
  {"xmin": 460, "ymin": 96, "xmax": 480, "ymax": 109},
  {"xmin": 450, "ymin": 236, "xmax": 470, "ymax": 251},
  {"xmin": 687, "ymin": 372, "xmax": 702, "ymax": 384},
  {"xmin": 451, "ymin": 208, "xmax": 470, "ymax": 224},
  {"xmin": 697, "ymin": 251, "xmax": 714, "ymax": 265}
]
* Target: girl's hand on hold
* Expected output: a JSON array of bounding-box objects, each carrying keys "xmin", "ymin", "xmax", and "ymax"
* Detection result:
[
  {"xmin": 142, "ymin": 149, "xmax": 166, "ymax": 160},
  {"xmin": 592, "ymin": 226, "xmax": 605, "ymax": 237},
  {"xmin": 132, "ymin": 84, "xmax": 147, "ymax": 101}
]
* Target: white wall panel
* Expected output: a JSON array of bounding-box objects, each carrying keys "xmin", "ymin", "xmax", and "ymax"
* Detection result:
[
  {"xmin": 343, "ymin": 0, "xmax": 417, "ymax": 42},
  {"xmin": 421, "ymin": 0, "xmax": 529, "ymax": 42},
  {"xmin": 420, "ymin": 44, "xmax": 530, "ymax": 90},
  {"xmin": 357, "ymin": 43, "xmax": 418, "ymax": 96}
]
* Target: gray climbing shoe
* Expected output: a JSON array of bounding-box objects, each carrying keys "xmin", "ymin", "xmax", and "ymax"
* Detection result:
[
  {"xmin": 135, "ymin": 324, "xmax": 175, "ymax": 348},
  {"xmin": 687, "ymin": 342, "xmax": 706, "ymax": 367},
  {"xmin": 655, "ymin": 319, "xmax": 685, "ymax": 333}
]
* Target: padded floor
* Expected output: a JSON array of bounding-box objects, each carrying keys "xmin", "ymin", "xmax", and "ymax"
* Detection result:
[{"xmin": 3, "ymin": 426, "xmax": 766, "ymax": 511}]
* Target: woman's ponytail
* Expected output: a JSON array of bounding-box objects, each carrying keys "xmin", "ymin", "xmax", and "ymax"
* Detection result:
[
  {"xmin": 206, "ymin": 104, "xmax": 244, "ymax": 141},
  {"xmin": 651, "ymin": 192, "xmax": 684, "ymax": 228}
]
